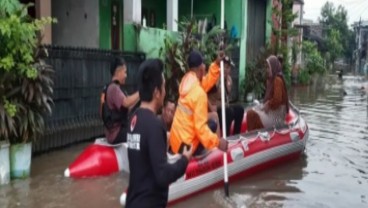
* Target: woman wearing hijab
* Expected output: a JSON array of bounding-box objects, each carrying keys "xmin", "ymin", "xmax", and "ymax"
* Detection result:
[{"xmin": 246, "ymin": 55, "xmax": 289, "ymax": 131}]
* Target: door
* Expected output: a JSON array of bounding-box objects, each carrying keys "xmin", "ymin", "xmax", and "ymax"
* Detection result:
[
  {"xmin": 246, "ymin": 0, "xmax": 267, "ymax": 62},
  {"xmin": 111, "ymin": 0, "xmax": 120, "ymax": 50}
]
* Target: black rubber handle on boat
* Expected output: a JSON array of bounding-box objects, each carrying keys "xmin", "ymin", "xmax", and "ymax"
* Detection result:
[{"xmin": 224, "ymin": 182, "xmax": 229, "ymax": 197}]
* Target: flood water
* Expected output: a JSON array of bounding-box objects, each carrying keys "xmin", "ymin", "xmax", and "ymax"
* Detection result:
[{"xmin": 1, "ymin": 75, "xmax": 368, "ymax": 208}]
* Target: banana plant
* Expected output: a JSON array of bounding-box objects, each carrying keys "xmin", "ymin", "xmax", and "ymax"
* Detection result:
[{"xmin": 159, "ymin": 18, "xmax": 233, "ymax": 100}]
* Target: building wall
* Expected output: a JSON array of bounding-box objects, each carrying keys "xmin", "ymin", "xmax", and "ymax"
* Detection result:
[
  {"xmin": 52, "ymin": 0, "xmax": 100, "ymax": 48},
  {"xmin": 142, "ymin": 0, "xmax": 166, "ymax": 29},
  {"xmin": 99, "ymin": 0, "xmax": 112, "ymax": 49},
  {"xmin": 98, "ymin": 0, "xmax": 124, "ymax": 49},
  {"xmin": 123, "ymin": 24, "xmax": 179, "ymax": 58},
  {"xmin": 36, "ymin": 0, "xmax": 52, "ymax": 44},
  {"xmin": 239, "ymin": 0, "xmax": 248, "ymax": 91},
  {"xmin": 292, "ymin": 3, "xmax": 302, "ymax": 26},
  {"xmin": 265, "ymin": 0, "xmax": 273, "ymax": 45},
  {"xmin": 225, "ymin": 0, "xmax": 243, "ymax": 38},
  {"xmin": 177, "ymin": 0, "xmax": 242, "ymax": 34}
]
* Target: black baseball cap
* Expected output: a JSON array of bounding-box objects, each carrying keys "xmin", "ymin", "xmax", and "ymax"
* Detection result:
[{"xmin": 187, "ymin": 50, "xmax": 204, "ymax": 68}]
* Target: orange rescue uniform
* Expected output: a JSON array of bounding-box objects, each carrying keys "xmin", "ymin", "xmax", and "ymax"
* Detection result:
[{"xmin": 169, "ymin": 62, "xmax": 221, "ymax": 154}]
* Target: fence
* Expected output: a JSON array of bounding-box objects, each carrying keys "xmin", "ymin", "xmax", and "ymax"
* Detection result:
[{"xmin": 33, "ymin": 46, "xmax": 145, "ymax": 154}]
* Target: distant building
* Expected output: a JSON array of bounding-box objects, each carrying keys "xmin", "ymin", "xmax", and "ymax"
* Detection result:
[
  {"xmin": 352, "ymin": 20, "xmax": 368, "ymax": 74},
  {"xmin": 301, "ymin": 20, "xmax": 325, "ymax": 53},
  {"xmin": 291, "ymin": 0, "xmax": 304, "ymax": 65}
]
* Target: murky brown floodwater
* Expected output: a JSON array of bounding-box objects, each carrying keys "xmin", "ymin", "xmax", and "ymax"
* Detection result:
[{"xmin": 1, "ymin": 75, "xmax": 367, "ymax": 208}]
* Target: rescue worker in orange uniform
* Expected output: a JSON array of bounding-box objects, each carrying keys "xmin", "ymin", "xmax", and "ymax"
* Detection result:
[{"xmin": 169, "ymin": 50, "xmax": 228, "ymax": 155}]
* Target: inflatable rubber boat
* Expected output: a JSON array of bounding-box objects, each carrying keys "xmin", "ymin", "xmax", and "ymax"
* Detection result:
[
  {"xmin": 64, "ymin": 102, "xmax": 308, "ymax": 206},
  {"xmin": 118, "ymin": 102, "xmax": 308, "ymax": 206}
]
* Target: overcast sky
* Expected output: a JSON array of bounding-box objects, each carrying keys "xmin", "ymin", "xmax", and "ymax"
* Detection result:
[{"xmin": 303, "ymin": 0, "xmax": 368, "ymax": 25}]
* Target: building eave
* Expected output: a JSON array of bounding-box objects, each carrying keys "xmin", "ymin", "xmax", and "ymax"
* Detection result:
[{"xmin": 294, "ymin": 0, "xmax": 304, "ymax": 5}]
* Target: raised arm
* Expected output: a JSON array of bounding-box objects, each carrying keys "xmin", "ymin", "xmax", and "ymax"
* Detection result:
[{"xmin": 201, "ymin": 62, "xmax": 220, "ymax": 93}]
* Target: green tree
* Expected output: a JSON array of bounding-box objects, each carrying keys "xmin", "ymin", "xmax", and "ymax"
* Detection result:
[
  {"xmin": 319, "ymin": 2, "xmax": 353, "ymax": 67},
  {"xmin": 326, "ymin": 29, "xmax": 343, "ymax": 69}
]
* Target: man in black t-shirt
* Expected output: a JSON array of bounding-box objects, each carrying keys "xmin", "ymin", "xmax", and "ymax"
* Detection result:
[{"xmin": 126, "ymin": 59, "xmax": 192, "ymax": 208}]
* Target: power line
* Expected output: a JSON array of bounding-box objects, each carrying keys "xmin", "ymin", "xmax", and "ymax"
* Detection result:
[{"xmin": 350, "ymin": 1, "xmax": 368, "ymax": 22}]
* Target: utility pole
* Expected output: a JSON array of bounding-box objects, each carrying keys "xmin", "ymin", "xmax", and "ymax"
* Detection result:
[{"xmin": 358, "ymin": 17, "xmax": 362, "ymax": 74}]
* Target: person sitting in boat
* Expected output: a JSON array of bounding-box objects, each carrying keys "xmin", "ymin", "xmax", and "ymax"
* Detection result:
[
  {"xmin": 158, "ymin": 98, "xmax": 176, "ymax": 132},
  {"xmin": 207, "ymin": 56, "xmax": 245, "ymax": 136},
  {"xmin": 169, "ymin": 50, "xmax": 228, "ymax": 156},
  {"xmin": 100, "ymin": 57, "xmax": 140, "ymax": 144},
  {"xmin": 126, "ymin": 58, "xmax": 192, "ymax": 207},
  {"xmin": 246, "ymin": 55, "xmax": 289, "ymax": 131}
]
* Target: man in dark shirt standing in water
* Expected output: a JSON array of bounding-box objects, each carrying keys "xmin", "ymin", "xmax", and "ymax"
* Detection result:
[
  {"xmin": 126, "ymin": 59, "xmax": 192, "ymax": 208},
  {"xmin": 101, "ymin": 58, "xmax": 139, "ymax": 144}
]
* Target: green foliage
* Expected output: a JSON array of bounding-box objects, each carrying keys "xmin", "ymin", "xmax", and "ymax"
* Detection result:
[
  {"xmin": 159, "ymin": 18, "xmax": 232, "ymax": 100},
  {"xmin": 302, "ymin": 41, "xmax": 325, "ymax": 75},
  {"xmin": 319, "ymin": 2, "xmax": 353, "ymax": 65},
  {"xmin": 298, "ymin": 69, "xmax": 311, "ymax": 85},
  {"xmin": 241, "ymin": 63, "xmax": 265, "ymax": 100},
  {"xmin": 240, "ymin": 46, "xmax": 274, "ymax": 100},
  {"xmin": 325, "ymin": 29, "xmax": 343, "ymax": 67},
  {"xmin": 291, "ymin": 41, "xmax": 300, "ymax": 65},
  {"xmin": 0, "ymin": 0, "xmax": 56, "ymax": 143}
]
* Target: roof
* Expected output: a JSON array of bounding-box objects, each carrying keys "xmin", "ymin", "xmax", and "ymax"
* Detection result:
[
  {"xmin": 352, "ymin": 20, "xmax": 368, "ymax": 28},
  {"xmin": 294, "ymin": 0, "xmax": 304, "ymax": 5}
]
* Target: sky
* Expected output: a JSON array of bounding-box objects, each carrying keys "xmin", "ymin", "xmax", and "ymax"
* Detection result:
[{"xmin": 303, "ymin": 0, "xmax": 368, "ymax": 25}]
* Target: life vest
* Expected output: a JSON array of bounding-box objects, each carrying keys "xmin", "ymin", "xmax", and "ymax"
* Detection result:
[
  {"xmin": 101, "ymin": 80, "xmax": 129, "ymax": 130},
  {"xmin": 169, "ymin": 62, "xmax": 221, "ymax": 154}
]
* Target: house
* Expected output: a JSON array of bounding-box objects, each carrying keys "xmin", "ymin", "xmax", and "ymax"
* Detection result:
[
  {"xmin": 21, "ymin": 0, "xmax": 274, "ymax": 97},
  {"xmin": 16, "ymin": 0, "xmax": 277, "ymax": 152},
  {"xmin": 121, "ymin": 0, "xmax": 274, "ymax": 95},
  {"xmin": 302, "ymin": 20, "xmax": 325, "ymax": 52},
  {"xmin": 352, "ymin": 20, "xmax": 368, "ymax": 74}
]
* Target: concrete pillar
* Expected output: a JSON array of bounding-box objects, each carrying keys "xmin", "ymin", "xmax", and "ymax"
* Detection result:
[
  {"xmin": 167, "ymin": 0, "xmax": 178, "ymax": 31},
  {"xmin": 35, "ymin": 0, "xmax": 52, "ymax": 44},
  {"xmin": 124, "ymin": 0, "xmax": 141, "ymax": 24}
]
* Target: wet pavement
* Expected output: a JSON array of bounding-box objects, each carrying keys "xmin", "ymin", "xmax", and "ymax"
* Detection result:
[{"xmin": 0, "ymin": 75, "xmax": 367, "ymax": 208}]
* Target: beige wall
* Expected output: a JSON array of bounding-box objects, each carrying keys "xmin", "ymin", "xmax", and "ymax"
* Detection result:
[{"xmin": 36, "ymin": 0, "xmax": 52, "ymax": 44}]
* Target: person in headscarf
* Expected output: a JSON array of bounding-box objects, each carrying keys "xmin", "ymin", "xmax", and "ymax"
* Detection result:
[{"xmin": 246, "ymin": 55, "xmax": 289, "ymax": 131}]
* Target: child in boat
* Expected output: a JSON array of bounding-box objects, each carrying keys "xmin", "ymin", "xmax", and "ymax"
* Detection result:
[
  {"xmin": 126, "ymin": 59, "xmax": 192, "ymax": 207},
  {"xmin": 246, "ymin": 55, "xmax": 289, "ymax": 131},
  {"xmin": 169, "ymin": 50, "xmax": 228, "ymax": 156},
  {"xmin": 207, "ymin": 56, "xmax": 245, "ymax": 136},
  {"xmin": 100, "ymin": 57, "xmax": 140, "ymax": 144}
]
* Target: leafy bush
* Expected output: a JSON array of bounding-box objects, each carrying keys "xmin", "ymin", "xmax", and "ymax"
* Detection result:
[
  {"xmin": 303, "ymin": 41, "xmax": 325, "ymax": 75},
  {"xmin": 240, "ymin": 46, "xmax": 274, "ymax": 100},
  {"xmin": 298, "ymin": 69, "xmax": 311, "ymax": 85},
  {"xmin": 241, "ymin": 62, "xmax": 265, "ymax": 100},
  {"xmin": 0, "ymin": 1, "xmax": 56, "ymax": 143}
]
